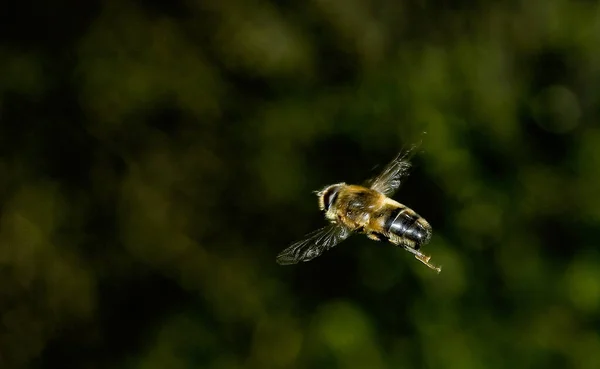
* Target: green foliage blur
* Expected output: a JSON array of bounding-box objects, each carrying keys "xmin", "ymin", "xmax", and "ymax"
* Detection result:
[{"xmin": 1, "ymin": 1, "xmax": 600, "ymax": 368}]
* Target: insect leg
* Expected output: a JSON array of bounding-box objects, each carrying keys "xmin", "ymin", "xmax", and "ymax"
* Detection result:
[
  {"xmin": 367, "ymin": 233, "xmax": 380, "ymax": 241},
  {"xmin": 367, "ymin": 232, "xmax": 388, "ymax": 242},
  {"xmin": 402, "ymin": 245, "xmax": 442, "ymax": 273}
]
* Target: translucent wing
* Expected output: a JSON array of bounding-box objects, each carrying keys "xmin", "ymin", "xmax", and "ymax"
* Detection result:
[
  {"xmin": 276, "ymin": 224, "xmax": 351, "ymax": 265},
  {"xmin": 366, "ymin": 145, "xmax": 419, "ymax": 197}
]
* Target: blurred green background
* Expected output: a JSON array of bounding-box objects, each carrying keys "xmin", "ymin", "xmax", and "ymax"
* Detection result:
[{"xmin": 1, "ymin": 0, "xmax": 600, "ymax": 368}]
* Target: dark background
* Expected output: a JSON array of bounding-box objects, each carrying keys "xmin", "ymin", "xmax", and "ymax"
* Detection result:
[{"xmin": 1, "ymin": 1, "xmax": 600, "ymax": 368}]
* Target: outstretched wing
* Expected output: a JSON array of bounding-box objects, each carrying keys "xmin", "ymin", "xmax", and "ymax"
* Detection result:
[
  {"xmin": 366, "ymin": 145, "xmax": 419, "ymax": 197},
  {"xmin": 276, "ymin": 224, "xmax": 351, "ymax": 265}
]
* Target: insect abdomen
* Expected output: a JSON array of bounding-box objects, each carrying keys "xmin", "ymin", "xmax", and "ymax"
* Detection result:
[{"xmin": 384, "ymin": 206, "xmax": 431, "ymax": 249}]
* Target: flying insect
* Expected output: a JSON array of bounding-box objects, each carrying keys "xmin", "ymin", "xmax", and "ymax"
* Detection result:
[{"xmin": 276, "ymin": 146, "xmax": 441, "ymax": 273}]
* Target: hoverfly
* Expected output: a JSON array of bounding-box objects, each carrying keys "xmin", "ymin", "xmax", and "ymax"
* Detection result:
[{"xmin": 276, "ymin": 146, "xmax": 441, "ymax": 273}]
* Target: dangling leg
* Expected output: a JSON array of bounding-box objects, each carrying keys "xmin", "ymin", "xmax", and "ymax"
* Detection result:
[{"xmin": 402, "ymin": 245, "xmax": 442, "ymax": 273}]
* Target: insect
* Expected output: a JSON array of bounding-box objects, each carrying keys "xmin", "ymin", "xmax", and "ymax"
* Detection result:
[{"xmin": 276, "ymin": 146, "xmax": 441, "ymax": 273}]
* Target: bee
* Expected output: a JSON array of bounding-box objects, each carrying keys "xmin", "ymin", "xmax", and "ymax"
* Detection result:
[{"xmin": 276, "ymin": 146, "xmax": 441, "ymax": 273}]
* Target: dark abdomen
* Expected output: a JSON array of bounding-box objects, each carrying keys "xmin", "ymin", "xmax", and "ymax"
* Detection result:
[{"xmin": 384, "ymin": 206, "xmax": 432, "ymax": 249}]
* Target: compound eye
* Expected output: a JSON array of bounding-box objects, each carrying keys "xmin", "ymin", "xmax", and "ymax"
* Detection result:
[{"xmin": 322, "ymin": 186, "xmax": 340, "ymax": 212}]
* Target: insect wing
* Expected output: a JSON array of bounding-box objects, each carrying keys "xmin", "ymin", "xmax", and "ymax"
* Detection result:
[
  {"xmin": 367, "ymin": 145, "xmax": 418, "ymax": 197},
  {"xmin": 276, "ymin": 224, "xmax": 351, "ymax": 265}
]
